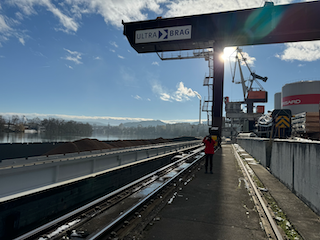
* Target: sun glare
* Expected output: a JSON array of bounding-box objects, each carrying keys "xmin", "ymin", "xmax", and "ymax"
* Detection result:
[{"xmin": 221, "ymin": 47, "xmax": 237, "ymax": 61}]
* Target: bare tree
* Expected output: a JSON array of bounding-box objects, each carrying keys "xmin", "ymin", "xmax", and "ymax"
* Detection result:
[
  {"xmin": 11, "ymin": 115, "xmax": 20, "ymax": 126},
  {"xmin": 0, "ymin": 115, "xmax": 6, "ymax": 132}
]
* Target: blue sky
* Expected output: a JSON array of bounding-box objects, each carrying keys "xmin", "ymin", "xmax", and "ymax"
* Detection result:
[{"xmin": 0, "ymin": 0, "xmax": 319, "ymax": 125}]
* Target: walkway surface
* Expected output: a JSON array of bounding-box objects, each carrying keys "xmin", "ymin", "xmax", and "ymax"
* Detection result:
[
  {"xmin": 142, "ymin": 144, "xmax": 320, "ymax": 240},
  {"xmin": 143, "ymin": 144, "xmax": 267, "ymax": 240}
]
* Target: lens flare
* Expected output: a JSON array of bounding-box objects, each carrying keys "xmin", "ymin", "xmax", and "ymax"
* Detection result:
[{"xmin": 221, "ymin": 47, "xmax": 237, "ymax": 61}]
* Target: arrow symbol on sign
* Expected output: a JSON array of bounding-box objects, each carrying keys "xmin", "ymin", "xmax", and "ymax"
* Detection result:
[
  {"xmin": 158, "ymin": 29, "xmax": 168, "ymax": 40},
  {"xmin": 275, "ymin": 118, "xmax": 290, "ymax": 128}
]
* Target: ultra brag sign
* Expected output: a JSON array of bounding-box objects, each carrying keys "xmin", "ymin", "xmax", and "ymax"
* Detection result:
[{"xmin": 135, "ymin": 25, "xmax": 192, "ymax": 43}]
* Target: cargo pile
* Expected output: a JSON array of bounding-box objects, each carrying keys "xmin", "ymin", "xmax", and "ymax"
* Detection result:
[
  {"xmin": 292, "ymin": 112, "xmax": 320, "ymax": 139},
  {"xmin": 43, "ymin": 137, "xmax": 193, "ymax": 156}
]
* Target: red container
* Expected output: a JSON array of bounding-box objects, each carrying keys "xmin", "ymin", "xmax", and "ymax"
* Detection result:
[
  {"xmin": 257, "ymin": 105, "xmax": 265, "ymax": 114},
  {"xmin": 247, "ymin": 91, "xmax": 267, "ymax": 102}
]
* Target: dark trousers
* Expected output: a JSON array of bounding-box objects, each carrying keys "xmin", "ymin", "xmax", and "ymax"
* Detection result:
[{"xmin": 205, "ymin": 154, "xmax": 213, "ymax": 172}]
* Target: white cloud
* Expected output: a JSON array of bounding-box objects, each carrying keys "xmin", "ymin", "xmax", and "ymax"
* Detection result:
[
  {"xmin": 15, "ymin": 12, "xmax": 24, "ymax": 20},
  {"xmin": 11, "ymin": 0, "xmax": 79, "ymax": 33},
  {"xmin": 64, "ymin": 55, "xmax": 82, "ymax": 64},
  {"xmin": 224, "ymin": 47, "xmax": 256, "ymax": 66},
  {"xmin": 19, "ymin": 37, "xmax": 25, "ymax": 45},
  {"xmin": 50, "ymin": 4, "xmax": 78, "ymax": 33},
  {"xmin": 110, "ymin": 49, "xmax": 115, "ymax": 53},
  {"xmin": 0, "ymin": 13, "xmax": 30, "ymax": 47},
  {"xmin": 5, "ymin": 0, "xmax": 167, "ymax": 33},
  {"xmin": 160, "ymin": 92, "xmax": 171, "ymax": 101},
  {"xmin": 109, "ymin": 41, "xmax": 118, "ymax": 48},
  {"xmin": 164, "ymin": 0, "xmax": 262, "ymax": 18},
  {"xmin": 151, "ymin": 80, "xmax": 172, "ymax": 102},
  {"xmin": 95, "ymin": 56, "xmax": 101, "ymax": 60},
  {"xmin": 64, "ymin": 48, "xmax": 79, "ymax": 55},
  {"xmin": 118, "ymin": 55, "xmax": 124, "ymax": 59},
  {"xmin": 239, "ymin": 51, "xmax": 256, "ymax": 66},
  {"xmin": 33, "ymin": 51, "xmax": 46, "ymax": 58},
  {"xmin": 162, "ymin": 119, "xmax": 199, "ymax": 124},
  {"xmin": 7, "ymin": 0, "xmax": 295, "ymax": 34},
  {"xmin": 133, "ymin": 95, "xmax": 142, "ymax": 100},
  {"xmin": 0, "ymin": 15, "xmax": 11, "ymax": 32},
  {"xmin": 276, "ymin": 41, "xmax": 320, "ymax": 62},
  {"xmin": 173, "ymin": 82, "xmax": 197, "ymax": 102},
  {"xmin": 151, "ymin": 80, "xmax": 199, "ymax": 102},
  {"xmin": 0, "ymin": 14, "xmax": 14, "ymax": 46},
  {"xmin": 163, "ymin": 1, "xmax": 305, "ymax": 19},
  {"xmin": 152, "ymin": 61, "xmax": 159, "ymax": 66},
  {"xmin": 69, "ymin": 0, "xmax": 165, "ymax": 28},
  {"xmin": 0, "ymin": 112, "xmax": 154, "ymax": 123},
  {"xmin": 62, "ymin": 48, "xmax": 83, "ymax": 64}
]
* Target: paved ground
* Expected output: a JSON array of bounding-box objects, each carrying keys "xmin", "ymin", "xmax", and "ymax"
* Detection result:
[
  {"xmin": 143, "ymin": 145, "xmax": 267, "ymax": 240},
  {"xmin": 142, "ymin": 143, "xmax": 320, "ymax": 240}
]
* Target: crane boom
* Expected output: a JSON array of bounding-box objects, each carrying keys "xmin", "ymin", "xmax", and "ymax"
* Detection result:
[
  {"xmin": 237, "ymin": 56, "xmax": 247, "ymax": 99},
  {"xmin": 230, "ymin": 47, "xmax": 268, "ymax": 113}
]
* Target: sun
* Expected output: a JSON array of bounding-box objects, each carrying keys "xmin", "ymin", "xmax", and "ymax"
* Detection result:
[{"xmin": 220, "ymin": 47, "xmax": 237, "ymax": 61}]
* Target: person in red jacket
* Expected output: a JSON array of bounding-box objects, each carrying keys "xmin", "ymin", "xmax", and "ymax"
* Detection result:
[{"xmin": 202, "ymin": 135, "xmax": 216, "ymax": 174}]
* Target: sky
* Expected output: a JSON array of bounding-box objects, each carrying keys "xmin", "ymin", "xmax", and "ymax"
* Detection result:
[{"xmin": 1, "ymin": 0, "xmax": 320, "ymax": 126}]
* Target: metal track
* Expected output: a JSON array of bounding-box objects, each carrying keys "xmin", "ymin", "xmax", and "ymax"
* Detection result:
[
  {"xmin": 15, "ymin": 146, "xmax": 205, "ymax": 240},
  {"xmin": 88, "ymin": 148, "xmax": 204, "ymax": 240},
  {"xmin": 232, "ymin": 144, "xmax": 284, "ymax": 240}
]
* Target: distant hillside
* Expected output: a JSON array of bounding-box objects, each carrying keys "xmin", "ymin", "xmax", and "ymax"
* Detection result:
[
  {"xmin": 84, "ymin": 121, "xmax": 108, "ymax": 126},
  {"xmin": 122, "ymin": 120, "xmax": 166, "ymax": 128}
]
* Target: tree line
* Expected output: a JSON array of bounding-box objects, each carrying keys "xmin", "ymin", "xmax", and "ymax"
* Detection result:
[
  {"xmin": 0, "ymin": 115, "xmax": 209, "ymax": 137},
  {"xmin": 94, "ymin": 123, "xmax": 209, "ymax": 138},
  {"xmin": 0, "ymin": 115, "xmax": 92, "ymax": 135}
]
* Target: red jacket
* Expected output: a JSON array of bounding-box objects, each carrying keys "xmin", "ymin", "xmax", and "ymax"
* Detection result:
[{"xmin": 203, "ymin": 137, "xmax": 215, "ymax": 154}]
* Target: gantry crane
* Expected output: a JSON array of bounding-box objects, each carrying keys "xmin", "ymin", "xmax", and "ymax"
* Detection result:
[{"xmin": 157, "ymin": 49, "xmax": 214, "ymax": 125}]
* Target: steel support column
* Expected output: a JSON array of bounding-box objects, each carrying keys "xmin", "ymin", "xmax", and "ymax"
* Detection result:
[{"xmin": 212, "ymin": 45, "xmax": 225, "ymax": 135}]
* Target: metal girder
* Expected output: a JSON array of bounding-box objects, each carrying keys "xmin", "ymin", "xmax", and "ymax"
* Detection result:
[{"xmin": 123, "ymin": 1, "xmax": 320, "ymax": 53}]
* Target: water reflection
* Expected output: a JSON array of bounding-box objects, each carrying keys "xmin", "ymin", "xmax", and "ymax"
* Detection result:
[
  {"xmin": 0, "ymin": 132, "xmax": 84, "ymax": 143},
  {"xmin": 0, "ymin": 132, "xmax": 173, "ymax": 143}
]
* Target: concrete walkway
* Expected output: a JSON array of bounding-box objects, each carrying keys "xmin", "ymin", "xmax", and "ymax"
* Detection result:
[
  {"xmin": 143, "ymin": 143, "xmax": 320, "ymax": 240},
  {"xmin": 143, "ymin": 145, "xmax": 267, "ymax": 240}
]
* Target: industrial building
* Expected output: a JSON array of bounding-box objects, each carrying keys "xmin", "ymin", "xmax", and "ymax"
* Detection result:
[
  {"xmin": 272, "ymin": 80, "xmax": 320, "ymax": 139},
  {"xmin": 274, "ymin": 80, "xmax": 320, "ymax": 115}
]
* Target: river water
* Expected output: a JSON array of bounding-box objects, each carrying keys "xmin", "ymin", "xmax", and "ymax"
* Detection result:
[{"xmin": 0, "ymin": 132, "xmax": 170, "ymax": 144}]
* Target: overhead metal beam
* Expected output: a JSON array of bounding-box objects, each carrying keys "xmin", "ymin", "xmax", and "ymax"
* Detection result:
[{"xmin": 123, "ymin": 1, "xmax": 320, "ymax": 53}]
